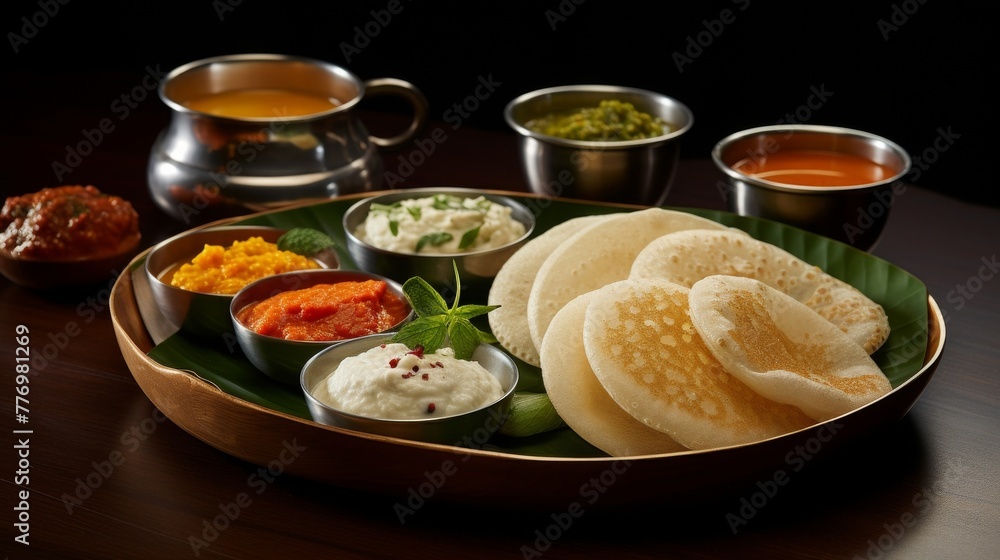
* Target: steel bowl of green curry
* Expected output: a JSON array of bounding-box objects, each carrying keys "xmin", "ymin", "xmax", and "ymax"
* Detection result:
[{"xmin": 504, "ymin": 85, "xmax": 693, "ymax": 206}]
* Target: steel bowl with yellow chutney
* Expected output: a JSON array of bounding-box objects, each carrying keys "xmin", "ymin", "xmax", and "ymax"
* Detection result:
[{"xmin": 145, "ymin": 225, "xmax": 339, "ymax": 339}]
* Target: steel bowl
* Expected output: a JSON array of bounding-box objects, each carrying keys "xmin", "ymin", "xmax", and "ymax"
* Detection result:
[
  {"xmin": 342, "ymin": 187, "xmax": 535, "ymax": 298},
  {"xmin": 504, "ymin": 85, "xmax": 693, "ymax": 206},
  {"xmin": 144, "ymin": 225, "xmax": 338, "ymax": 341},
  {"xmin": 301, "ymin": 333, "xmax": 518, "ymax": 445},
  {"xmin": 230, "ymin": 269, "xmax": 412, "ymax": 385},
  {"xmin": 712, "ymin": 124, "xmax": 911, "ymax": 251}
]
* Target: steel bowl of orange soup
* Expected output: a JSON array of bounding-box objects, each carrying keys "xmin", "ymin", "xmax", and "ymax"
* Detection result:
[
  {"xmin": 712, "ymin": 124, "xmax": 911, "ymax": 251},
  {"xmin": 230, "ymin": 269, "xmax": 413, "ymax": 385}
]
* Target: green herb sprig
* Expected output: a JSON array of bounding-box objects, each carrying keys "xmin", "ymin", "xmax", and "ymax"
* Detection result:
[
  {"xmin": 391, "ymin": 261, "xmax": 498, "ymax": 360},
  {"xmin": 277, "ymin": 227, "xmax": 336, "ymax": 256}
]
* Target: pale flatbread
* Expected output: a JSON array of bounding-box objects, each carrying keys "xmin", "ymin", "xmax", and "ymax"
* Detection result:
[
  {"xmin": 488, "ymin": 215, "xmax": 611, "ymax": 366},
  {"xmin": 688, "ymin": 275, "xmax": 892, "ymax": 421},
  {"xmin": 629, "ymin": 229, "xmax": 890, "ymax": 354},
  {"xmin": 583, "ymin": 279, "xmax": 815, "ymax": 449},
  {"xmin": 527, "ymin": 208, "xmax": 731, "ymax": 353},
  {"xmin": 540, "ymin": 290, "xmax": 687, "ymax": 456}
]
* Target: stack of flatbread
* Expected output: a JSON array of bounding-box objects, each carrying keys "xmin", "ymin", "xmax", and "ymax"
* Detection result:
[{"xmin": 488, "ymin": 209, "xmax": 892, "ymax": 456}]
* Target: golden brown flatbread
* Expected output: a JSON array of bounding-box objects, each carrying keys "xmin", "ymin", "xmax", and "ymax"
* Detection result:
[
  {"xmin": 630, "ymin": 229, "xmax": 890, "ymax": 354},
  {"xmin": 688, "ymin": 275, "xmax": 892, "ymax": 421},
  {"xmin": 583, "ymin": 278, "xmax": 816, "ymax": 449},
  {"xmin": 540, "ymin": 290, "xmax": 687, "ymax": 456},
  {"xmin": 527, "ymin": 208, "xmax": 731, "ymax": 353}
]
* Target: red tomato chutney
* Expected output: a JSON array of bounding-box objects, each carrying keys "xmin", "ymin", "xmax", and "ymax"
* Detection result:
[
  {"xmin": 236, "ymin": 280, "xmax": 410, "ymax": 341},
  {"xmin": 0, "ymin": 185, "xmax": 139, "ymax": 259},
  {"xmin": 734, "ymin": 149, "xmax": 895, "ymax": 187}
]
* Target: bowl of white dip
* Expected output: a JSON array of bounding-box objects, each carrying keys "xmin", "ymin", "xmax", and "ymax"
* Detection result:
[
  {"xmin": 343, "ymin": 187, "xmax": 535, "ymax": 297},
  {"xmin": 300, "ymin": 332, "xmax": 519, "ymax": 445}
]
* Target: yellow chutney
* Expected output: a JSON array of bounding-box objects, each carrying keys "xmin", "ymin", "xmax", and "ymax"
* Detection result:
[{"xmin": 169, "ymin": 236, "xmax": 320, "ymax": 295}]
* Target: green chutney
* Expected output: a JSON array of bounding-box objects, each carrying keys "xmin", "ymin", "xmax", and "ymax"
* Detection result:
[{"xmin": 526, "ymin": 99, "xmax": 671, "ymax": 141}]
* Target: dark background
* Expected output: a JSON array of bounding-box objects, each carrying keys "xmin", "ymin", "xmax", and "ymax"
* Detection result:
[{"xmin": 1, "ymin": 0, "xmax": 990, "ymax": 206}]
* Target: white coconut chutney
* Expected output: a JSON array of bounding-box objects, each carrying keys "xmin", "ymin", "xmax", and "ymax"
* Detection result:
[
  {"xmin": 312, "ymin": 343, "xmax": 504, "ymax": 420},
  {"xmin": 355, "ymin": 194, "xmax": 525, "ymax": 254}
]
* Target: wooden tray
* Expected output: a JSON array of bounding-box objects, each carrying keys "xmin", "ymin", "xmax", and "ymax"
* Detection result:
[{"xmin": 110, "ymin": 193, "xmax": 946, "ymax": 509}]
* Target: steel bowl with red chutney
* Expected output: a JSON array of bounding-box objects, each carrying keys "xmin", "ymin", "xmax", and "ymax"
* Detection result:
[{"xmin": 230, "ymin": 269, "xmax": 414, "ymax": 385}]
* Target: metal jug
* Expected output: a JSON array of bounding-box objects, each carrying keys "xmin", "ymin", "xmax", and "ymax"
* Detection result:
[{"xmin": 148, "ymin": 53, "xmax": 428, "ymax": 223}]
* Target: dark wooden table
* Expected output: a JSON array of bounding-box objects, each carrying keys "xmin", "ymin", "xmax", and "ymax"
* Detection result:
[{"xmin": 1, "ymin": 103, "xmax": 999, "ymax": 560}]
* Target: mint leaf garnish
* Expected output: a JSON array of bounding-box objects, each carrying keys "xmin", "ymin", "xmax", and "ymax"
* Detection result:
[
  {"xmin": 432, "ymin": 195, "xmax": 455, "ymax": 210},
  {"xmin": 458, "ymin": 226, "xmax": 481, "ymax": 250},
  {"xmin": 452, "ymin": 303, "xmax": 499, "ymax": 321},
  {"xmin": 391, "ymin": 261, "xmax": 498, "ymax": 360},
  {"xmin": 448, "ymin": 319, "xmax": 482, "ymax": 362},
  {"xmin": 415, "ymin": 232, "xmax": 453, "ymax": 253},
  {"xmin": 390, "ymin": 316, "xmax": 447, "ymax": 353},
  {"xmin": 370, "ymin": 202, "xmax": 400, "ymax": 213},
  {"xmin": 276, "ymin": 228, "xmax": 336, "ymax": 256},
  {"xmin": 400, "ymin": 276, "xmax": 448, "ymax": 317}
]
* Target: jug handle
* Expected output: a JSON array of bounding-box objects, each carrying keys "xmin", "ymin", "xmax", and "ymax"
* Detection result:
[{"xmin": 363, "ymin": 78, "xmax": 429, "ymax": 149}]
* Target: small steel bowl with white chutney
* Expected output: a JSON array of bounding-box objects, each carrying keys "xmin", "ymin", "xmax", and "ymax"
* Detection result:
[
  {"xmin": 342, "ymin": 187, "xmax": 535, "ymax": 297},
  {"xmin": 300, "ymin": 333, "xmax": 519, "ymax": 445}
]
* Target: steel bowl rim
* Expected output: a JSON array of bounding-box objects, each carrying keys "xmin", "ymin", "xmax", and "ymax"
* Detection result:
[
  {"xmin": 711, "ymin": 124, "xmax": 913, "ymax": 193},
  {"xmin": 158, "ymin": 53, "xmax": 365, "ymax": 123},
  {"xmin": 503, "ymin": 84, "xmax": 694, "ymax": 149}
]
